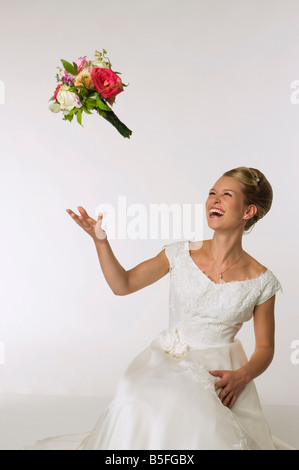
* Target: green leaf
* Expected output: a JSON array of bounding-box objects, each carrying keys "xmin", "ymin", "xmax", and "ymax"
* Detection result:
[
  {"xmin": 68, "ymin": 107, "xmax": 78, "ymax": 116},
  {"xmin": 78, "ymin": 87, "xmax": 89, "ymax": 98},
  {"xmin": 96, "ymin": 99, "xmax": 111, "ymax": 111},
  {"xmin": 77, "ymin": 108, "xmax": 83, "ymax": 126},
  {"xmin": 61, "ymin": 59, "xmax": 77, "ymax": 76},
  {"xmin": 82, "ymin": 105, "xmax": 93, "ymax": 114},
  {"xmin": 64, "ymin": 113, "xmax": 74, "ymax": 122},
  {"xmin": 85, "ymin": 97, "xmax": 97, "ymax": 109},
  {"xmin": 72, "ymin": 62, "xmax": 78, "ymax": 74}
]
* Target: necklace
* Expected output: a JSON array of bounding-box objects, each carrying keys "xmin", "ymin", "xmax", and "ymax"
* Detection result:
[{"xmin": 210, "ymin": 245, "xmax": 244, "ymax": 279}]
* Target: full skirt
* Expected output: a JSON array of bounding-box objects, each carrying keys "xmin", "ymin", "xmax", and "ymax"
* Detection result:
[{"xmin": 23, "ymin": 337, "xmax": 294, "ymax": 450}]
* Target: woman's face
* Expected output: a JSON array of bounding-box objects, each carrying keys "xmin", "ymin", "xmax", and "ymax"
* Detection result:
[{"xmin": 205, "ymin": 176, "xmax": 256, "ymax": 232}]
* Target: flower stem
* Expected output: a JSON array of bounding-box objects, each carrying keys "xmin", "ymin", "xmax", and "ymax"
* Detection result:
[{"xmin": 99, "ymin": 109, "xmax": 132, "ymax": 139}]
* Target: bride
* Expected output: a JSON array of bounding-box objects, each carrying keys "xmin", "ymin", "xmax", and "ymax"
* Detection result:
[{"xmin": 24, "ymin": 166, "xmax": 294, "ymax": 450}]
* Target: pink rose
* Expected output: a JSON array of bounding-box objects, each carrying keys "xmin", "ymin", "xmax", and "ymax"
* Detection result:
[
  {"xmin": 91, "ymin": 68, "xmax": 123, "ymax": 104},
  {"xmin": 75, "ymin": 56, "xmax": 88, "ymax": 73}
]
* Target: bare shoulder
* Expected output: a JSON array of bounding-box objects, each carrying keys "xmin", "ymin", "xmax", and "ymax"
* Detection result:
[
  {"xmin": 188, "ymin": 240, "xmax": 204, "ymax": 251},
  {"xmin": 243, "ymin": 251, "xmax": 268, "ymax": 277}
]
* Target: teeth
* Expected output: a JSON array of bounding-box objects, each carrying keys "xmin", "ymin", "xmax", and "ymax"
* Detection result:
[{"xmin": 210, "ymin": 208, "xmax": 224, "ymax": 215}]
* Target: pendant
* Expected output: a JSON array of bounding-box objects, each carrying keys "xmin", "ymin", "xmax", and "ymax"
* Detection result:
[{"xmin": 220, "ymin": 273, "xmax": 223, "ymax": 279}]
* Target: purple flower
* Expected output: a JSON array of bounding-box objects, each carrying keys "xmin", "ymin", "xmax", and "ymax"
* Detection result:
[
  {"xmin": 74, "ymin": 94, "xmax": 82, "ymax": 108},
  {"xmin": 62, "ymin": 71, "xmax": 74, "ymax": 85}
]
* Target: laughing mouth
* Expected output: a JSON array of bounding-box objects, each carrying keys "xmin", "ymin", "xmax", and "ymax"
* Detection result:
[{"xmin": 209, "ymin": 208, "xmax": 225, "ymax": 217}]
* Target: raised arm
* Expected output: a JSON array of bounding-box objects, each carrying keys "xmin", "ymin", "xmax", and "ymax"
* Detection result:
[{"xmin": 66, "ymin": 206, "xmax": 170, "ymax": 295}]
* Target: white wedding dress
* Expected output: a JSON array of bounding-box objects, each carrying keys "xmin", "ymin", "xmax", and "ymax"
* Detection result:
[{"xmin": 24, "ymin": 240, "xmax": 294, "ymax": 450}]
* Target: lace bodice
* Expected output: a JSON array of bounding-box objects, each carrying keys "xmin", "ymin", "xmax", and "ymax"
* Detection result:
[{"xmin": 162, "ymin": 240, "xmax": 283, "ymax": 350}]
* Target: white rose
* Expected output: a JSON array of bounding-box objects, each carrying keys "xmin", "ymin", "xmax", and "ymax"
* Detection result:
[
  {"xmin": 92, "ymin": 59, "xmax": 110, "ymax": 69},
  {"xmin": 49, "ymin": 102, "xmax": 61, "ymax": 113},
  {"xmin": 56, "ymin": 85, "xmax": 77, "ymax": 113}
]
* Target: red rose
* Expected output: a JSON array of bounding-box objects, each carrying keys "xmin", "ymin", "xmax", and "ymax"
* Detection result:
[
  {"xmin": 91, "ymin": 67, "xmax": 123, "ymax": 104},
  {"xmin": 53, "ymin": 83, "xmax": 62, "ymax": 101}
]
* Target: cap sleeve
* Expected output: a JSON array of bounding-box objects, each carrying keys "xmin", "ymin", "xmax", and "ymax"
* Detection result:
[
  {"xmin": 255, "ymin": 270, "xmax": 283, "ymax": 306},
  {"xmin": 162, "ymin": 241, "xmax": 181, "ymax": 270}
]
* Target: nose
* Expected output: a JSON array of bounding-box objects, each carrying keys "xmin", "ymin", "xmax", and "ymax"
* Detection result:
[{"xmin": 212, "ymin": 193, "xmax": 221, "ymax": 203}]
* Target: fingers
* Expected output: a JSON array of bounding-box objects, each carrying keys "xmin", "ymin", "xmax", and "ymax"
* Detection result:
[
  {"xmin": 209, "ymin": 370, "xmax": 230, "ymax": 387},
  {"xmin": 210, "ymin": 370, "xmax": 233, "ymax": 406},
  {"xmin": 227, "ymin": 395, "xmax": 237, "ymax": 409},
  {"xmin": 216, "ymin": 381, "xmax": 238, "ymax": 408},
  {"xmin": 77, "ymin": 206, "xmax": 97, "ymax": 225},
  {"xmin": 215, "ymin": 383, "xmax": 235, "ymax": 407},
  {"xmin": 66, "ymin": 208, "xmax": 93, "ymax": 231},
  {"xmin": 222, "ymin": 391, "xmax": 234, "ymax": 408},
  {"xmin": 209, "ymin": 370, "xmax": 241, "ymax": 409},
  {"xmin": 221, "ymin": 390, "xmax": 238, "ymax": 408},
  {"xmin": 95, "ymin": 214, "xmax": 107, "ymax": 240},
  {"xmin": 215, "ymin": 380, "xmax": 227, "ymax": 392},
  {"xmin": 66, "ymin": 209, "xmax": 80, "ymax": 224},
  {"xmin": 96, "ymin": 212, "xmax": 103, "ymax": 226},
  {"xmin": 66, "ymin": 207, "xmax": 107, "ymax": 240},
  {"xmin": 209, "ymin": 370, "xmax": 224, "ymax": 378},
  {"xmin": 218, "ymin": 386, "xmax": 231, "ymax": 401}
]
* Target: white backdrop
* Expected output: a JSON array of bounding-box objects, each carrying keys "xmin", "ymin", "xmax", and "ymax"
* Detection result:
[{"xmin": 0, "ymin": 0, "xmax": 298, "ymax": 405}]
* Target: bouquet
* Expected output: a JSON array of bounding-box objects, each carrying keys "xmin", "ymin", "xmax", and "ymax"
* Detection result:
[{"xmin": 49, "ymin": 49, "xmax": 132, "ymax": 138}]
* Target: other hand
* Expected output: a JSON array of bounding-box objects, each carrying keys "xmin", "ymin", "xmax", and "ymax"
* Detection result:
[{"xmin": 209, "ymin": 369, "xmax": 247, "ymax": 409}]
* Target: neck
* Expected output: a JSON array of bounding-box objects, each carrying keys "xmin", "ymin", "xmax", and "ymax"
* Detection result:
[{"xmin": 209, "ymin": 230, "xmax": 243, "ymax": 266}]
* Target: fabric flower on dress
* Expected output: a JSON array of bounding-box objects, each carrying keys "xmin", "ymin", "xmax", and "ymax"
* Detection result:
[{"xmin": 158, "ymin": 328, "xmax": 189, "ymax": 359}]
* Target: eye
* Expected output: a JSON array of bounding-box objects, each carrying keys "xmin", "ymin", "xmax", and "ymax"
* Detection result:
[
  {"xmin": 224, "ymin": 192, "xmax": 232, "ymax": 197},
  {"xmin": 209, "ymin": 191, "xmax": 215, "ymax": 196}
]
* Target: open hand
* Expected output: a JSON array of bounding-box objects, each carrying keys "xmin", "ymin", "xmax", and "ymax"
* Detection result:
[
  {"xmin": 209, "ymin": 369, "xmax": 247, "ymax": 409},
  {"xmin": 66, "ymin": 206, "xmax": 107, "ymax": 241}
]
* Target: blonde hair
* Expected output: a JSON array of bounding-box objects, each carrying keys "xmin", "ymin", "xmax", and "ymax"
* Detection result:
[{"xmin": 222, "ymin": 167, "xmax": 273, "ymax": 232}]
